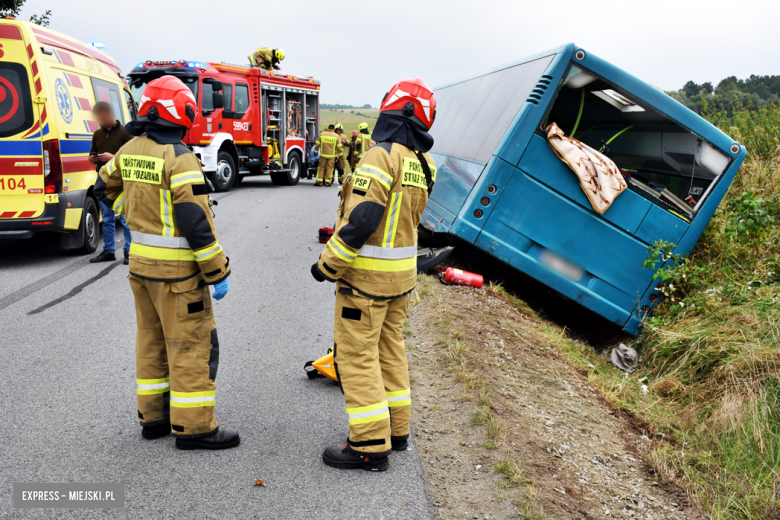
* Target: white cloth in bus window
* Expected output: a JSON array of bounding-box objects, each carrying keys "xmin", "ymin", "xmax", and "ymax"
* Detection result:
[{"xmin": 545, "ymin": 122, "xmax": 627, "ymax": 214}]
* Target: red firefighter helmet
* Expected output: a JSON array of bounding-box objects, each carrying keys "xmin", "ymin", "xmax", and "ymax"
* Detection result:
[
  {"xmin": 137, "ymin": 75, "xmax": 197, "ymax": 130},
  {"xmin": 380, "ymin": 77, "xmax": 436, "ymax": 130}
]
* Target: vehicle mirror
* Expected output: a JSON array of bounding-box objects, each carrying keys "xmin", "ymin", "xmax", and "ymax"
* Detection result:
[
  {"xmin": 212, "ymin": 92, "xmax": 224, "ymax": 109},
  {"xmin": 211, "ymin": 80, "xmax": 223, "ymax": 91}
]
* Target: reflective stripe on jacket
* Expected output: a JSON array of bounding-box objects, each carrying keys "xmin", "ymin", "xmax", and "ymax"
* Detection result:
[
  {"xmin": 94, "ymin": 135, "xmax": 230, "ymax": 285},
  {"xmin": 318, "ymin": 141, "xmax": 436, "ymax": 298}
]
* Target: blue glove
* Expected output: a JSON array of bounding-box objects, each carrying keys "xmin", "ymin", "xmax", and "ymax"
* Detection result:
[{"xmin": 212, "ymin": 278, "xmax": 229, "ymax": 301}]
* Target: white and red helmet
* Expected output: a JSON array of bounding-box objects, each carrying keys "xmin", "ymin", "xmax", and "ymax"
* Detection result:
[
  {"xmin": 380, "ymin": 77, "xmax": 436, "ymax": 130},
  {"xmin": 137, "ymin": 75, "xmax": 197, "ymax": 130}
]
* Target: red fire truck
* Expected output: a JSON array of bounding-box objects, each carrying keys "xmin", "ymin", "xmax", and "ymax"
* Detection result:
[{"xmin": 126, "ymin": 60, "xmax": 320, "ymax": 191}]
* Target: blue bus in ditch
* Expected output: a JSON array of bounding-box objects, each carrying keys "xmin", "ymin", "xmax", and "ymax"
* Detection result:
[{"xmin": 422, "ymin": 43, "xmax": 745, "ymax": 335}]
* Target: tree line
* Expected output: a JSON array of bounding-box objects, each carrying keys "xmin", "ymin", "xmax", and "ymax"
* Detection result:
[
  {"xmin": 666, "ymin": 75, "xmax": 780, "ymax": 117},
  {"xmin": 321, "ymin": 103, "xmax": 373, "ymax": 110}
]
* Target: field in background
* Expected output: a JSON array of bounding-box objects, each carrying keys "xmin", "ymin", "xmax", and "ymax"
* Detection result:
[{"xmin": 319, "ymin": 108, "xmax": 380, "ymax": 134}]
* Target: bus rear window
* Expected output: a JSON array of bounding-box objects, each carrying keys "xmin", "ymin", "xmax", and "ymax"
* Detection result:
[
  {"xmin": 0, "ymin": 63, "xmax": 34, "ymax": 138},
  {"xmin": 542, "ymin": 65, "xmax": 731, "ymax": 218}
]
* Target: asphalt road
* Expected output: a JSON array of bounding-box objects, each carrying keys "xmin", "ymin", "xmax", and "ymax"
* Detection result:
[{"xmin": 0, "ymin": 176, "xmax": 434, "ymax": 519}]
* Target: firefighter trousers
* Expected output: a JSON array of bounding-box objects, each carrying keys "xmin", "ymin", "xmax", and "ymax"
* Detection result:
[
  {"xmin": 316, "ymin": 157, "xmax": 335, "ymax": 185},
  {"xmin": 336, "ymin": 157, "xmax": 346, "ymax": 182},
  {"xmin": 333, "ymin": 282, "xmax": 411, "ymax": 456},
  {"xmin": 130, "ymin": 274, "xmax": 220, "ymax": 438}
]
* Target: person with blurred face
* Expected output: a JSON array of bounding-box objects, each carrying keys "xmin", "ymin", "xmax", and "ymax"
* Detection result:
[{"xmin": 89, "ymin": 102, "xmax": 133, "ymax": 264}]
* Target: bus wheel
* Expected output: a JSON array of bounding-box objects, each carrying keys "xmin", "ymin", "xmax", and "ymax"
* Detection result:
[
  {"xmin": 208, "ymin": 151, "xmax": 236, "ymax": 192},
  {"xmin": 271, "ymin": 151, "xmax": 301, "ymax": 186},
  {"xmin": 76, "ymin": 197, "xmax": 99, "ymax": 254}
]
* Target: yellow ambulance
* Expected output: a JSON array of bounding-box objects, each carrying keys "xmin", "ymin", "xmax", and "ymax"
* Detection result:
[{"xmin": 0, "ymin": 19, "xmax": 136, "ymax": 253}]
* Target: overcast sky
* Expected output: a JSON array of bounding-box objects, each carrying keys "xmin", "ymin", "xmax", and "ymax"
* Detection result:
[{"xmin": 21, "ymin": 0, "xmax": 780, "ymax": 106}]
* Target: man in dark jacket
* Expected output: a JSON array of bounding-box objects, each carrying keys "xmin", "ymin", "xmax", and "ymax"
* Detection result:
[{"xmin": 89, "ymin": 102, "xmax": 133, "ymax": 264}]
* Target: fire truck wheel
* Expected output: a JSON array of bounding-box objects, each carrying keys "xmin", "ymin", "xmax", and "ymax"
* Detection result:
[
  {"xmin": 208, "ymin": 151, "xmax": 236, "ymax": 192},
  {"xmin": 270, "ymin": 151, "xmax": 301, "ymax": 186}
]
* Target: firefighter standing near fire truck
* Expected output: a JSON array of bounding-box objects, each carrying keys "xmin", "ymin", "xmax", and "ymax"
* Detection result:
[
  {"xmin": 94, "ymin": 76, "xmax": 239, "ymax": 451},
  {"xmin": 314, "ymin": 124, "xmax": 343, "ymax": 186},
  {"xmin": 334, "ymin": 123, "xmax": 349, "ymax": 184},
  {"xmin": 248, "ymin": 47, "xmax": 285, "ymax": 71},
  {"xmin": 310, "ymin": 78, "xmax": 437, "ymax": 471}
]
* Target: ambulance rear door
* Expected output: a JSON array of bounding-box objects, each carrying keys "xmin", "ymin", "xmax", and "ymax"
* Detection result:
[{"xmin": 0, "ymin": 22, "xmax": 45, "ymax": 220}]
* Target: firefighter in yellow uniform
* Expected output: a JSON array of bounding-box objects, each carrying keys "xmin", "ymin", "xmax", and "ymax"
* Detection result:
[
  {"xmin": 355, "ymin": 122, "xmax": 372, "ymax": 164},
  {"xmin": 94, "ymin": 76, "xmax": 239, "ymax": 451},
  {"xmin": 311, "ymin": 78, "xmax": 437, "ymax": 471},
  {"xmin": 314, "ymin": 124, "xmax": 343, "ymax": 186},
  {"xmin": 334, "ymin": 124, "xmax": 349, "ymax": 184},
  {"xmin": 248, "ymin": 47, "xmax": 285, "ymax": 71},
  {"xmin": 347, "ymin": 130, "xmax": 361, "ymax": 173}
]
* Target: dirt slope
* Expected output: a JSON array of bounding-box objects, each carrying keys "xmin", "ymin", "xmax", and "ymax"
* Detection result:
[{"xmin": 407, "ymin": 277, "xmax": 705, "ymax": 520}]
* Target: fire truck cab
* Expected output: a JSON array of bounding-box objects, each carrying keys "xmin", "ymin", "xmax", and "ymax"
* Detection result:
[{"xmin": 127, "ymin": 60, "xmax": 320, "ymax": 191}]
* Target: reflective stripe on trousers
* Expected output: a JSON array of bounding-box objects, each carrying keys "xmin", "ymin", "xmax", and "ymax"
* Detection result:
[
  {"xmin": 170, "ymin": 390, "xmax": 216, "ymax": 408},
  {"xmin": 346, "ymin": 401, "xmax": 390, "ymax": 425},
  {"xmin": 137, "ymin": 377, "xmax": 170, "ymax": 395},
  {"xmin": 386, "ymin": 388, "xmax": 411, "ymax": 407}
]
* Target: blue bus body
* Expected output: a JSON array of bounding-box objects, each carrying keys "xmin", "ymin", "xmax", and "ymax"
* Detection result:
[{"xmin": 422, "ymin": 43, "xmax": 745, "ymax": 335}]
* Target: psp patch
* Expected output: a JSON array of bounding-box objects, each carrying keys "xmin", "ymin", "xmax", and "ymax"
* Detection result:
[
  {"xmin": 352, "ymin": 175, "xmax": 372, "ymax": 191},
  {"xmin": 120, "ymin": 155, "xmax": 164, "ymax": 185}
]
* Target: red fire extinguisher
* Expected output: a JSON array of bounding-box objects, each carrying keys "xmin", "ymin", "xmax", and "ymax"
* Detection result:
[{"xmin": 438, "ymin": 267, "xmax": 484, "ymax": 288}]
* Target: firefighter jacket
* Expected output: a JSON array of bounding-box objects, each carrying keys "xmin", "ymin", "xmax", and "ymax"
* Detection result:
[
  {"xmin": 317, "ymin": 141, "xmax": 436, "ymax": 298},
  {"xmin": 336, "ymin": 132, "xmax": 349, "ymax": 159},
  {"xmin": 250, "ymin": 47, "xmax": 277, "ymax": 69},
  {"xmin": 348, "ymin": 136, "xmax": 359, "ymax": 164},
  {"xmin": 314, "ymin": 129, "xmax": 344, "ymax": 159},
  {"xmin": 357, "ymin": 130, "xmax": 372, "ymax": 159},
  {"xmin": 94, "ymin": 135, "xmax": 230, "ymax": 285}
]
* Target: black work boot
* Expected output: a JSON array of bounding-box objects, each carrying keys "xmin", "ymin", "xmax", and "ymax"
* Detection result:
[
  {"xmin": 90, "ymin": 250, "xmax": 116, "ymax": 263},
  {"xmin": 123, "ymin": 251, "xmax": 129, "ymax": 265},
  {"xmin": 141, "ymin": 423, "xmax": 171, "ymax": 440},
  {"xmin": 322, "ymin": 445, "xmax": 389, "ymax": 472},
  {"xmin": 175, "ymin": 429, "xmax": 240, "ymax": 451},
  {"xmin": 391, "ymin": 435, "xmax": 409, "ymax": 451}
]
